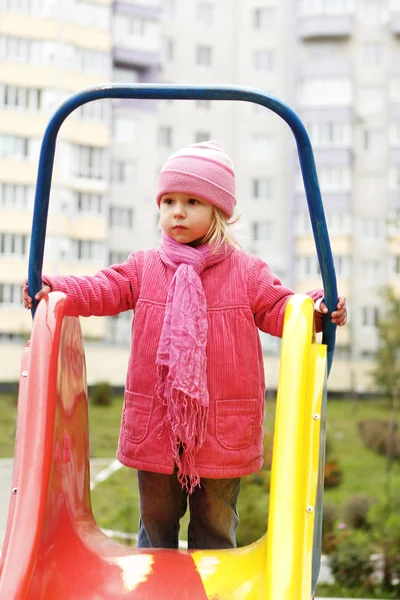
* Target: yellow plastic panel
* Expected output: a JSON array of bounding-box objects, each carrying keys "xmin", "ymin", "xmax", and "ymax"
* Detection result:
[{"xmin": 265, "ymin": 294, "xmax": 326, "ymax": 600}]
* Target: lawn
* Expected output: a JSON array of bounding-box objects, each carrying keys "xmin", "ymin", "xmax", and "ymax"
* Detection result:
[{"xmin": 1, "ymin": 392, "xmax": 399, "ymax": 539}]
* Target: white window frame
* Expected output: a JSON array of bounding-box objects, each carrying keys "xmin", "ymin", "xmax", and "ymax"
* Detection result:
[
  {"xmin": 196, "ymin": 45, "xmax": 212, "ymax": 66},
  {"xmin": 253, "ymin": 49, "xmax": 274, "ymax": 72},
  {"xmin": 197, "ymin": 2, "xmax": 214, "ymax": 25},
  {"xmin": 253, "ymin": 7, "xmax": 275, "ymax": 29},
  {"xmin": 252, "ymin": 177, "xmax": 273, "ymax": 199}
]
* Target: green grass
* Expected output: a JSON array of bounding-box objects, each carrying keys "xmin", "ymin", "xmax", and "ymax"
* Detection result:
[
  {"xmin": 0, "ymin": 395, "xmax": 17, "ymax": 457},
  {"xmin": 1, "ymin": 393, "xmax": 399, "ymax": 533},
  {"xmin": 315, "ymin": 583, "xmax": 398, "ymax": 598},
  {"xmin": 323, "ymin": 398, "xmax": 400, "ymax": 507}
]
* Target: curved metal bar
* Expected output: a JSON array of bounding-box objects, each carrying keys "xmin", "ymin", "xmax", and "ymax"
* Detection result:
[{"xmin": 28, "ymin": 83, "xmax": 337, "ymax": 372}]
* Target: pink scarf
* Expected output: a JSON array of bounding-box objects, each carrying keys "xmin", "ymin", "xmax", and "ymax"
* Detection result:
[{"xmin": 156, "ymin": 232, "xmax": 233, "ymax": 492}]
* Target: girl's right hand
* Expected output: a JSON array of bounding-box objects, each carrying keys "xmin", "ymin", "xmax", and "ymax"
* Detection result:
[{"xmin": 21, "ymin": 278, "xmax": 52, "ymax": 310}]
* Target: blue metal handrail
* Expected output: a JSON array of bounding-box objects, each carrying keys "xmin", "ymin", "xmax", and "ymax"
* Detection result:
[{"xmin": 28, "ymin": 83, "xmax": 337, "ymax": 373}]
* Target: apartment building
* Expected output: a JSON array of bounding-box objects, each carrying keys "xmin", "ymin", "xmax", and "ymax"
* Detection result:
[
  {"xmin": 0, "ymin": 0, "xmax": 397, "ymax": 392},
  {"xmin": 0, "ymin": 0, "xmax": 113, "ymax": 353}
]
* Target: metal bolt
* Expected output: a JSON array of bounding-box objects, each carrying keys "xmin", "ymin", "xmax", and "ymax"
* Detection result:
[
  {"xmin": 306, "ymin": 505, "xmax": 314, "ymax": 513},
  {"xmin": 22, "ymin": 371, "xmax": 28, "ymax": 377},
  {"xmin": 313, "ymin": 413, "xmax": 320, "ymax": 420},
  {"xmin": 12, "ymin": 487, "xmax": 17, "ymax": 494}
]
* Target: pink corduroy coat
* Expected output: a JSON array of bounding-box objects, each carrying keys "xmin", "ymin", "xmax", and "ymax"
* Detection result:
[{"xmin": 43, "ymin": 248, "xmax": 324, "ymax": 479}]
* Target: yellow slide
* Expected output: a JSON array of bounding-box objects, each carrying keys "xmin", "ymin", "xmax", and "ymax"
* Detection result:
[{"xmin": 191, "ymin": 293, "xmax": 327, "ymax": 599}]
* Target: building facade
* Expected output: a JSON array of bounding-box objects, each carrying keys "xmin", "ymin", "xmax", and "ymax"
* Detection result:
[{"xmin": 0, "ymin": 0, "xmax": 397, "ymax": 392}]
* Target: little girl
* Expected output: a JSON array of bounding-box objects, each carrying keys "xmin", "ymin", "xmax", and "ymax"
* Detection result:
[{"xmin": 22, "ymin": 141, "xmax": 347, "ymax": 551}]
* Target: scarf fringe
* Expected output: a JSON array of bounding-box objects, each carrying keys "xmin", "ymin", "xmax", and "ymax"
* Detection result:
[{"xmin": 156, "ymin": 365, "xmax": 208, "ymax": 493}]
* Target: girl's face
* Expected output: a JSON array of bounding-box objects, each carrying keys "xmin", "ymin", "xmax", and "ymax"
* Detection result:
[{"xmin": 159, "ymin": 192, "xmax": 214, "ymax": 246}]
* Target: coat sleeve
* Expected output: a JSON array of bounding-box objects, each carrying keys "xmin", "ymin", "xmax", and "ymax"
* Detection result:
[
  {"xmin": 41, "ymin": 252, "xmax": 143, "ymax": 317},
  {"xmin": 248, "ymin": 257, "xmax": 324, "ymax": 338}
]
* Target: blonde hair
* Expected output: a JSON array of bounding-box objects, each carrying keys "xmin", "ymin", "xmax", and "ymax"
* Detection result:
[{"xmin": 200, "ymin": 206, "xmax": 241, "ymax": 252}]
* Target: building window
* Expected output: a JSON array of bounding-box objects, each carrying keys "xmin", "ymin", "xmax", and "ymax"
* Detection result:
[
  {"xmin": 391, "ymin": 255, "xmax": 400, "ymax": 276},
  {"xmin": 0, "ymin": 0, "xmax": 32, "ymax": 12},
  {"xmin": 0, "ymin": 134, "xmax": 29, "ymax": 159},
  {"xmin": 109, "ymin": 251, "xmax": 128, "ymax": 265},
  {"xmin": 362, "ymin": 260, "xmax": 380, "ymax": 283},
  {"xmin": 196, "ymin": 99, "xmax": 210, "ymax": 110},
  {"xmin": 294, "ymin": 212, "xmax": 312, "ymax": 235},
  {"xmin": 0, "ymin": 36, "xmax": 31, "ymax": 62},
  {"xmin": 388, "ymin": 209, "xmax": 400, "ymax": 234},
  {"xmin": 158, "ymin": 126, "xmax": 173, "ymax": 148},
  {"xmin": 195, "ymin": 131, "xmax": 210, "ymax": 143},
  {"xmin": 361, "ymin": 0, "xmax": 381, "ymax": 23},
  {"xmin": 299, "ymin": 77, "xmax": 352, "ymax": 107},
  {"xmin": 111, "ymin": 160, "xmax": 135, "ymax": 183},
  {"xmin": 251, "ymin": 135, "xmax": 273, "ymax": 160},
  {"xmin": 75, "ymin": 192, "xmax": 104, "ymax": 215},
  {"xmin": 109, "ymin": 206, "xmax": 133, "ymax": 228},
  {"xmin": 162, "ymin": 37, "xmax": 174, "ymax": 62},
  {"xmin": 296, "ymin": 256, "xmax": 321, "ymax": 278},
  {"xmin": 196, "ymin": 45, "xmax": 212, "ymax": 66},
  {"xmin": 197, "ymin": 2, "xmax": 214, "ymax": 24},
  {"xmin": 389, "ymin": 122, "xmax": 400, "ymax": 146},
  {"xmin": 335, "ymin": 255, "xmax": 351, "ymax": 278},
  {"xmin": 76, "ymin": 48, "xmax": 109, "ymax": 76},
  {"xmin": 112, "ymin": 67, "xmax": 140, "ymax": 84},
  {"xmin": 74, "ymin": 145, "xmax": 106, "ymax": 179},
  {"xmin": 306, "ymin": 41, "xmax": 341, "ymax": 58},
  {"xmin": 252, "ymin": 177, "xmax": 272, "ymax": 199},
  {"xmin": 161, "ymin": 0, "xmax": 175, "ymax": 17},
  {"xmin": 251, "ymin": 220, "xmax": 273, "ymax": 241},
  {"xmin": 253, "ymin": 49, "xmax": 274, "ymax": 71},
  {"xmin": 253, "ymin": 7, "xmax": 275, "ymax": 29},
  {"xmin": 362, "ymin": 306, "xmax": 379, "ymax": 327},
  {"xmin": 73, "ymin": 240, "xmax": 105, "ymax": 262},
  {"xmin": 307, "ymin": 121, "xmax": 351, "ymax": 147},
  {"xmin": 76, "ymin": 100, "xmax": 108, "ymax": 122},
  {"xmin": 0, "ymin": 233, "xmax": 29, "ymax": 257},
  {"xmin": 74, "ymin": 1, "xmax": 110, "ymax": 29},
  {"xmin": 0, "ymin": 84, "xmax": 42, "ymax": 111},
  {"xmin": 326, "ymin": 211, "xmax": 351, "ymax": 234},
  {"xmin": 363, "ymin": 129, "xmax": 383, "ymax": 153},
  {"xmin": 362, "ymin": 218, "xmax": 381, "ymax": 239},
  {"xmin": 363, "ymin": 42, "xmax": 383, "ymax": 66},
  {"xmin": 301, "ymin": 0, "xmax": 354, "ymax": 15},
  {"xmin": 318, "ymin": 167, "xmax": 351, "ymax": 191},
  {"xmin": 0, "ymin": 283, "xmax": 21, "ymax": 305},
  {"xmin": 359, "ymin": 86, "xmax": 385, "ymax": 116},
  {"xmin": 0, "ymin": 183, "xmax": 32, "ymax": 209}
]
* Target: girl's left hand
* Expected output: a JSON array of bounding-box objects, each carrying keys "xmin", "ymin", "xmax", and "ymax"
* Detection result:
[{"xmin": 320, "ymin": 296, "xmax": 347, "ymax": 326}]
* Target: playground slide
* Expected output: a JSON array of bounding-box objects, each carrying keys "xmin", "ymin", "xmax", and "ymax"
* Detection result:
[{"xmin": 0, "ymin": 292, "xmax": 326, "ymax": 600}]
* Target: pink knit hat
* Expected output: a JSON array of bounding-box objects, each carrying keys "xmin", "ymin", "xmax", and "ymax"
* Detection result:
[{"xmin": 156, "ymin": 140, "xmax": 236, "ymax": 218}]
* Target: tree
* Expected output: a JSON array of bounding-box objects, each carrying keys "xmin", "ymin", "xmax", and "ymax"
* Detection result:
[{"xmin": 371, "ymin": 287, "xmax": 400, "ymax": 474}]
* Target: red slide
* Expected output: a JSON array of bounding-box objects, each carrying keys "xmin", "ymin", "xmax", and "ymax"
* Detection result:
[{"xmin": 0, "ymin": 293, "xmax": 208, "ymax": 599}]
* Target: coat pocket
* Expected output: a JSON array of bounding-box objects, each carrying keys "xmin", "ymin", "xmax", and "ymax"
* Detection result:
[
  {"xmin": 123, "ymin": 391, "xmax": 154, "ymax": 444},
  {"xmin": 216, "ymin": 398, "xmax": 257, "ymax": 450}
]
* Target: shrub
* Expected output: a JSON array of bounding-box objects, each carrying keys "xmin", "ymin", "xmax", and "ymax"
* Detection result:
[
  {"xmin": 323, "ymin": 501, "xmax": 338, "ymax": 535},
  {"xmin": 91, "ymin": 382, "xmax": 112, "ymax": 407},
  {"xmin": 345, "ymin": 495, "xmax": 375, "ymax": 530},
  {"xmin": 324, "ymin": 456, "xmax": 343, "ymax": 488},
  {"xmin": 358, "ymin": 419, "xmax": 400, "ymax": 459},
  {"xmin": 368, "ymin": 494, "xmax": 400, "ymax": 591},
  {"xmin": 329, "ymin": 529, "xmax": 375, "ymax": 589}
]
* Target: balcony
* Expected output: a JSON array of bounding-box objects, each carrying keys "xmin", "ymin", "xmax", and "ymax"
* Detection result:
[
  {"xmin": 299, "ymin": 14, "xmax": 354, "ymax": 39},
  {"xmin": 113, "ymin": 1, "xmax": 161, "ymax": 70}
]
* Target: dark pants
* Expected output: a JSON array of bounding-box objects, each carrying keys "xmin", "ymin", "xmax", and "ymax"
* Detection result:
[{"xmin": 137, "ymin": 469, "xmax": 240, "ymax": 550}]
